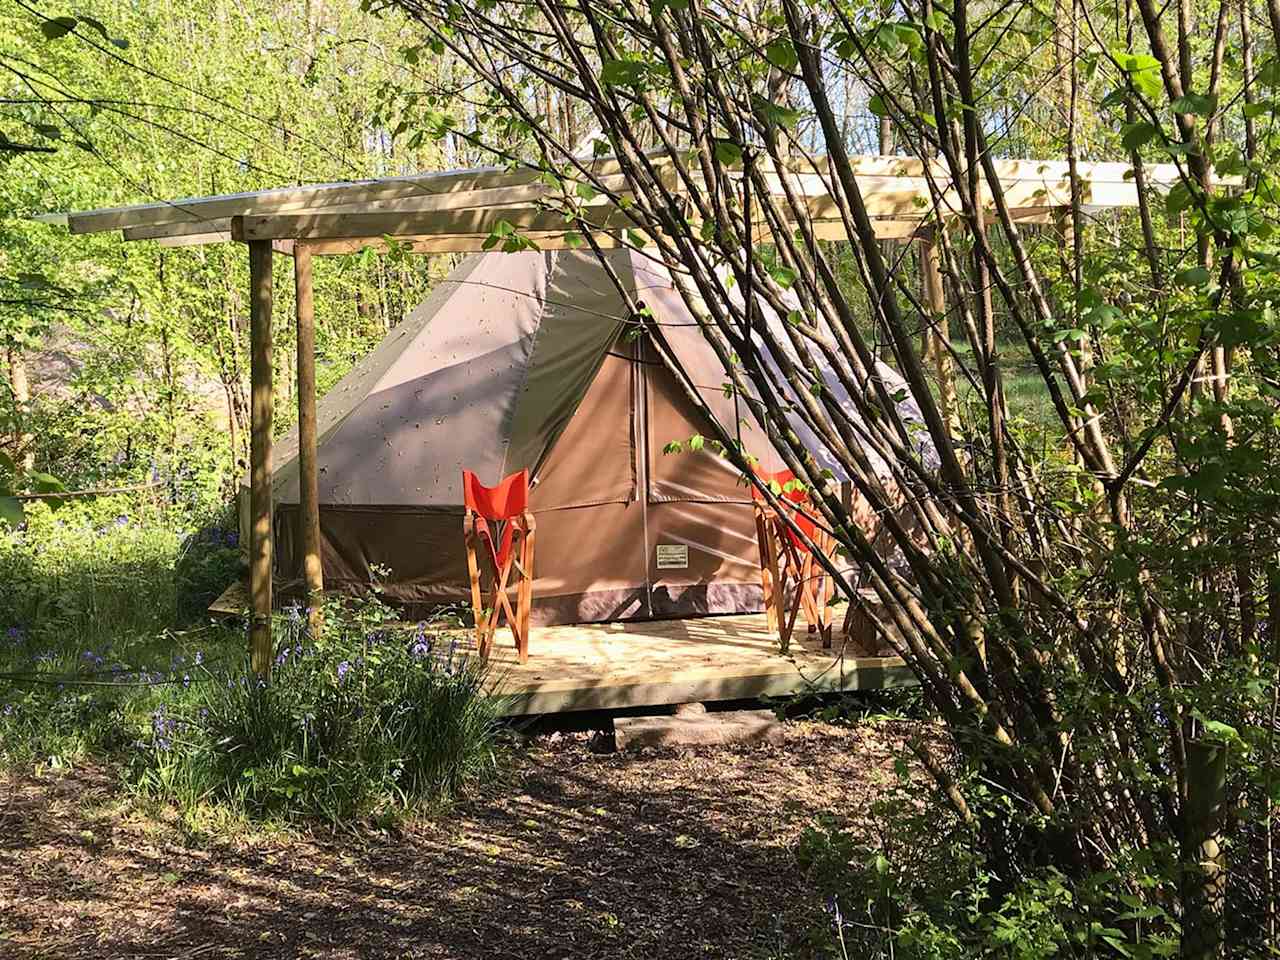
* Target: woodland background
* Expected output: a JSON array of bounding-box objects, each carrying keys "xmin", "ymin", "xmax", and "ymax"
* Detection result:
[{"xmin": 3, "ymin": 0, "xmax": 1280, "ymax": 956}]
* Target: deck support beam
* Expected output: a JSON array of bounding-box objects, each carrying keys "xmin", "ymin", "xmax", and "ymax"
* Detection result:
[
  {"xmin": 919, "ymin": 228, "xmax": 960, "ymax": 437},
  {"xmin": 294, "ymin": 241, "xmax": 324, "ymax": 637},
  {"xmin": 248, "ymin": 238, "xmax": 274, "ymax": 679}
]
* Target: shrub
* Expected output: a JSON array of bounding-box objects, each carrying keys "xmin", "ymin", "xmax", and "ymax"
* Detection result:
[
  {"xmin": 129, "ymin": 599, "xmax": 506, "ymax": 822},
  {"xmin": 796, "ymin": 752, "xmax": 1183, "ymax": 960}
]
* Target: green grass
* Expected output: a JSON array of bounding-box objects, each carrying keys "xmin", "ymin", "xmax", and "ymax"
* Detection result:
[{"xmin": 0, "ymin": 500, "xmax": 505, "ymax": 826}]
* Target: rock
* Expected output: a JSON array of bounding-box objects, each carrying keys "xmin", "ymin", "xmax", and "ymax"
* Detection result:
[{"xmin": 614, "ymin": 709, "xmax": 784, "ymax": 751}]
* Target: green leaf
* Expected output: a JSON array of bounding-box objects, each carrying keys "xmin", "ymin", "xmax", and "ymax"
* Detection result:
[
  {"xmin": 600, "ymin": 58, "xmax": 647, "ymax": 87},
  {"xmin": 1174, "ymin": 266, "xmax": 1210, "ymax": 287},
  {"xmin": 40, "ymin": 16, "xmax": 79, "ymax": 40},
  {"xmin": 1170, "ymin": 92, "xmax": 1217, "ymax": 116},
  {"xmin": 0, "ymin": 497, "xmax": 22, "ymax": 528},
  {"xmin": 770, "ymin": 265, "xmax": 797, "ymax": 288},
  {"xmin": 1116, "ymin": 50, "xmax": 1162, "ymax": 99},
  {"xmin": 750, "ymin": 94, "xmax": 802, "ymax": 128},
  {"xmin": 1260, "ymin": 57, "xmax": 1280, "ymax": 87},
  {"xmin": 868, "ymin": 94, "xmax": 888, "ymax": 117},
  {"xmin": 713, "ymin": 138, "xmax": 743, "ymax": 166},
  {"xmin": 1120, "ymin": 121, "xmax": 1157, "ymax": 151},
  {"xmin": 764, "ymin": 37, "xmax": 797, "ymax": 71},
  {"xmin": 1164, "ymin": 181, "xmax": 1196, "ymax": 217},
  {"xmin": 1200, "ymin": 719, "xmax": 1240, "ymax": 742}
]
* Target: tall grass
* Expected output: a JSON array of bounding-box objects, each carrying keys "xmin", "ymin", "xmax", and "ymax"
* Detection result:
[{"xmin": 131, "ymin": 602, "xmax": 506, "ymax": 821}]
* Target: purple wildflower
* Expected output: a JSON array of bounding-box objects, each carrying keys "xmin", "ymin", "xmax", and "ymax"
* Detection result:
[
  {"xmin": 150, "ymin": 706, "xmax": 176, "ymax": 751},
  {"xmin": 114, "ymin": 515, "xmax": 129, "ymax": 527},
  {"xmin": 337, "ymin": 660, "xmax": 351, "ymax": 682},
  {"xmin": 225, "ymin": 531, "xmax": 238, "ymax": 547},
  {"xmin": 410, "ymin": 623, "xmax": 432, "ymax": 659}
]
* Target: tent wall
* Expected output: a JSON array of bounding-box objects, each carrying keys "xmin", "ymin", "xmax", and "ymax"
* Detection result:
[
  {"xmin": 272, "ymin": 327, "xmax": 770, "ymax": 625},
  {"xmin": 263, "ymin": 248, "xmax": 932, "ymax": 627}
]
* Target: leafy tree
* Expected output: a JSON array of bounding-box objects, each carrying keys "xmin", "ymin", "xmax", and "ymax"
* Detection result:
[{"xmin": 378, "ymin": 0, "xmax": 1280, "ymax": 950}]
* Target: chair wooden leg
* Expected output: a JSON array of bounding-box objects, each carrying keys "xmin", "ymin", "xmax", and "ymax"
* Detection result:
[
  {"xmin": 755, "ymin": 511, "xmax": 780, "ymax": 635},
  {"xmin": 516, "ymin": 523, "xmax": 535, "ymax": 663},
  {"xmin": 491, "ymin": 556, "xmax": 517, "ymax": 652},
  {"xmin": 464, "ymin": 519, "xmax": 490, "ymax": 657}
]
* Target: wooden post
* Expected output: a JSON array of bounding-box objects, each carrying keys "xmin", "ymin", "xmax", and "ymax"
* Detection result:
[
  {"xmin": 294, "ymin": 241, "xmax": 324, "ymax": 637},
  {"xmin": 919, "ymin": 229, "xmax": 960, "ymax": 437},
  {"xmin": 1183, "ymin": 738, "xmax": 1228, "ymax": 960},
  {"xmin": 248, "ymin": 239, "xmax": 274, "ymax": 679}
]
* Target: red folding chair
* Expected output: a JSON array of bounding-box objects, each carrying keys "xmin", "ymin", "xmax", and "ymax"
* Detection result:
[
  {"xmin": 751, "ymin": 469, "xmax": 836, "ymax": 652},
  {"xmin": 462, "ymin": 469, "xmax": 536, "ymax": 662}
]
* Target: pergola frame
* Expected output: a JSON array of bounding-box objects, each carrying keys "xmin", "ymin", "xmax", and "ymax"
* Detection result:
[{"xmin": 40, "ymin": 155, "xmax": 1187, "ymax": 676}]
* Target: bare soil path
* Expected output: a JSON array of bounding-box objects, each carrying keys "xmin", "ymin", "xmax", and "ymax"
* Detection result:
[{"xmin": 0, "ymin": 720, "xmax": 909, "ymax": 960}]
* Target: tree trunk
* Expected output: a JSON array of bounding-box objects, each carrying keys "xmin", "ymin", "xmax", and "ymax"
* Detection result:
[{"xmin": 5, "ymin": 346, "xmax": 34, "ymax": 475}]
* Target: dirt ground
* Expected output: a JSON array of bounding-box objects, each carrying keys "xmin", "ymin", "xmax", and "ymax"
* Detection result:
[{"xmin": 0, "ymin": 719, "xmax": 912, "ymax": 960}]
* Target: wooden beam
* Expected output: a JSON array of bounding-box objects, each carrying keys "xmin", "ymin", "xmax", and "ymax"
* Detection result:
[
  {"xmin": 294, "ymin": 242, "xmax": 323, "ymax": 638},
  {"xmin": 119, "ymin": 182, "xmax": 637, "ymax": 241},
  {"xmin": 919, "ymin": 229, "xmax": 960, "ymax": 438},
  {"xmin": 230, "ymin": 205, "xmax": 641, "ymax": 242},
  {"xmin": 66, "ymin": 161, "xmax": 649, "ymax": 234},
  {"xmin": 248, "ymin": 239, "xmax": 274, "ymax": 680}
]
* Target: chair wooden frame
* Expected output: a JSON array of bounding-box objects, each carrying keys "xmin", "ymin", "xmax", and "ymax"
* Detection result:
[
  {"xmin": 462, "ymin": 470, "xmax": 536, "ymax": 662},
  {"xmin": 752, "ymin": 473, "xmax": 836, "ymax": 654}
]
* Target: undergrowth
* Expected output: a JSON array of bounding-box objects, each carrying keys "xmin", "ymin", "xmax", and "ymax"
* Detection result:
[
  {"xmin": 0, "ymin": 500, "xmax": 506, "ymax": 826},
  {"xmin": 128, "ymin": 601, "xmax": 506, "ymax": 822}
]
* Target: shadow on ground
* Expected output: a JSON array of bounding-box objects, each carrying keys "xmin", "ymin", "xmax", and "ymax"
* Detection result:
[{"xmin": 0, "ymin": 720, "xmax": 911, "ymax": 960}]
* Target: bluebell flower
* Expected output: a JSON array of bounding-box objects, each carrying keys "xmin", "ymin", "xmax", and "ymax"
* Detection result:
[
  {"xmin": 226, "ymin": 531, "xmax": 238, "ymax": 547},
  {"xmin": 114, "ymin": 515, "xmax": 129, "ymax": 527},
  {"xmin": 337, "ymin": 660, "xmax": 351, "ymax": 681},
  {"xmin": 150, "ymin": 706, "xmax": 176, "ymax": 751},
  {"xmin": 193, "ymin": 650, "xmax": 204, "ymax": 666}
]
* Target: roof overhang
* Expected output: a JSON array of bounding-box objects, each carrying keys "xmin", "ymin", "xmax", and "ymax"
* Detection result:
[{"xmin": 37, "ymin": 155, "xmax": 1206, "ymax": 255}]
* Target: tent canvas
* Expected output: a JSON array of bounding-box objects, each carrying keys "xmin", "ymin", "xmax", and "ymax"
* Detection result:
[{"xmin": 256, "ymin": 247, "xmax": 922, "ymax": 625}]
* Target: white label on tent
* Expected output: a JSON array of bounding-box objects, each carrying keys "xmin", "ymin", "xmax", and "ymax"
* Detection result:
[{"xmin": 656, "ymin": 544, "xmax": 689, "ymax": 569}]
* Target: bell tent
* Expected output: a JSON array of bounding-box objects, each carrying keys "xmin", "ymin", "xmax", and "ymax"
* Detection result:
[{"xmin": 259, "ymin": 248, "xmax": 926, "ymax": 625}]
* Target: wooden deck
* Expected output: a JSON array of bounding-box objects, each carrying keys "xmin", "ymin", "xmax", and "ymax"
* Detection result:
[
  {"xmin": 482, "ymin": 612, "xmax": 912, "ymax": 716},
  {"xmin": 210, "ymin": 581, "xmax": 913, "ymax": 715}
]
